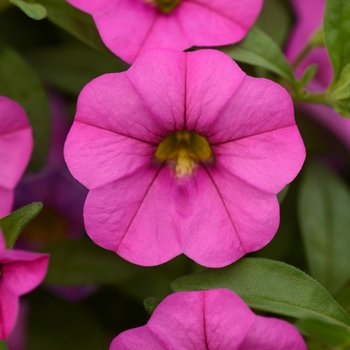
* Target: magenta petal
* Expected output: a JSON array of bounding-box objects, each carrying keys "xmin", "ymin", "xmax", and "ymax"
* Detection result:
[
  {"xmin": 110, "ymin": 289, "xmax": 306, "ymax": 349},
  {"xmin": 285, "ymin": 0, "xmax": 325, "ymax": 62},
  {"xmin": 241, "ymin": 316, "xmax": 307, "ymax": 350},
  {"xmin": 0, "ymin": 284, "xmax": 18, "ymax": 340},
  {"xmin": 1, "ymin": 252, "xmax": 49, "ymax": 295},
  {"xmin": 66, "ymin": 0, "xmax": 112, "ymax": 14},
  {"xmin": 181, "ymin": 166, "xmax": 279, "ymax": 266},
  {"xmin": 185, "ymin": 50, "xmax": 246, "ymax": 132},
  {"xmin": 0, "ymin": 97, "xmax": 32, "ymax": 190},
  {"xmin": 0, "ymin": 187, "xmax": 13, "ymax": 218},
  {"xmin": 84, "ymin": 166, "xmax": 182, "ymax": 266},
  {"xmin": 214, "ymin": 125, "xmax": 305, "ymax": 193}
]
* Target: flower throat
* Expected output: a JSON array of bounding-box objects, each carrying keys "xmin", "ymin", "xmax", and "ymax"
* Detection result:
[
  {"xmin": 154, "ymin": 130, "xmax": 212, "ymax": 177},
  {"xmin": 146, "ymin": 0, "xmax": 181, "ymax": 14}
]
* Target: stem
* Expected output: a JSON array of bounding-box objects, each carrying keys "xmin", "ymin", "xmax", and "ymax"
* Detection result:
[
  {"xmin": 291, "ymin": 43, "xmax": 313, "ymax": 69},
  {"xmin": 293, "ymin": 92, "xmax": 334, "ymax": 108}
]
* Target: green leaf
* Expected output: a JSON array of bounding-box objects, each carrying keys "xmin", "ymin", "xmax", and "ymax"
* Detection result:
[
  {"xmin": 171, "ymin": 258, "xmax": 350, "ymax": 328},
  {"xmin": 254, "ymin": 0, "xmax": 292, "ymax": 47},
  {"xmin": 0, "ymin": 341, "xmax": 9, "ymax": 350},
  {"xmin": 10, "ymin": 0, "xmax": 47, "ymax": 20},
  {"xmin": 298, "ymin": 64, "xmax": 318, "ymax": 89},
  {"xmin": 0, "ymin": 202, "xmax": 43, "ymax": 249},
  {"xmin": 143, "ymin": 297, "xmax": 162, "ymax": 315},
  {"xmin": 299, "ymin": 162, "xmax": 350, "ymax": 295},
  {"xmin": 27, "ymin": 43, "xmax": 128, "ymax": 96},
  {"xmin": 332, "ymin": 62, "xmax": 350, "ymax": 100},
  {"xmin": 43, "ymin": 238, "xmax": 138, "ymax": 285},
  {"xmin": 0, "ymin": 45, "xmax": 50, "ymax": 171},
  {"xmin": 297, "ymin": 318, "xmax": 350, "ymax": 347},
  {"xmin": 28, "ymin": 290, "xmax": 109, "ymax": 350},
  {"xmin": 36, "ymin": 0, "xmax": 107, "ymax": 52},
  {"xmin": 220, "ymin": 26, "xmax": 296, "ymax": 87},
  {"xmin": 324, "ymin": 0, "xmax": 350, "ymax": 84}
]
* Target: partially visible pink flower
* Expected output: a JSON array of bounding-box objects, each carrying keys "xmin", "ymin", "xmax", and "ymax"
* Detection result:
[
  {"xmin": 110, "ymin": 289, "xmax": 307, "ymax": 350},
  {"xmin": 285, "ymin": 0, "xmax": 350, "ymax": 149},
  {"xmin": 0, "ymin": 230, "xmax": 49, "ymax": 340},
  {"xmin": 0, "ymin": 96, "xmax": 33, "ymax": 217},
  {"xmin": 66, "ymin": 0, "xmax": 263, "ymax": 63},
  {"xmin": 64, "ymin": 49, "xmax": 305, "ymax": 267}
]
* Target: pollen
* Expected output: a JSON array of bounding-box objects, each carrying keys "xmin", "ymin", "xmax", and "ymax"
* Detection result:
[
  {"xmin": 145, "ymin": 0, "xmax": 181, "ymax": 14},
  {"xmin": 154, "ymin": 130, "xmax": 213, "ymax": 177}
]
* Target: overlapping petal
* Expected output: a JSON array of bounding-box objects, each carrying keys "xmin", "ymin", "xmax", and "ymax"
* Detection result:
[
  {"xmin": 66, "ymin": 0, "xmax": 263, "ymax": 63},
  {"xmin": 0, "ymin": 96, "xmax": 33, "ymax": 217},
  {"xmin": 110, "ymin": 289, "xmax": 307, "ymax": 349},
  {"xmin": 65, "ymin": 49, "xmax": 305, "ymax": 267}
]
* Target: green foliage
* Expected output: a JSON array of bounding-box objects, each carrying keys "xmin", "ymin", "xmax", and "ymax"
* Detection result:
[
  {"xmin": 324, "ymin": 0, "xmax": 350, "ymax": 85},
  {"xmin": 171, "ymin": 258, "xmax": 350, "ymax": 328},
  {"xmin": 0, "ymin": 203, "xmax": 43, "ymax": 249},
  {"xmin": 143, "ymin": 297, "xmax": 162, "ymax": 315},
  {"xmin": 0, "ymin": 46, "xmax": 50, "ymax": 171},
  {"xmin": 43, "ymin": 238, "xmax": 137, "ymax": 285},
  {"xmin": 220, "ymin": 26, "xmax": 296, "ymax": 88},
  {"xmin": 0, "ymin": 342, "xmax": 8, "ymax": 350},
  {"xmin": 297, "ymin": 318, "xmax": 350, "ymax": 348},
  {"xmin": 298, "ymin": 163, "xmax": 350, "ymax": 295},
  {"xmin": 27, "ymin": 291, "xmax": 110, "ymax": 350},
  {"xmin": 10, "ymin": 0, "xmax": 47, "ymax": 20},
  {"xmin": 27, "ymin": 43, "xmax": 128, "ymax": 96},
  {"xmin": 36, "ymin": 0, "xmax": 107, "ymax": 52}
]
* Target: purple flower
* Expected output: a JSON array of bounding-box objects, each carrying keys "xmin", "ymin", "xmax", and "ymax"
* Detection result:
[
  {"xmin": 66, "ymin": 0, "xmax": 263, "ymax": 63},
  {"xmin": 110, "ymin": 289, "xmax": 307, "ymax": 350}
]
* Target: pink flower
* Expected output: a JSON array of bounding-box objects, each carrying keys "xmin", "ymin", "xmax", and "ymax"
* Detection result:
[
  {"xmin": 65, "ymin": 49, "xmax": 305, "ymax": 267},
  {"xmin": 110, "ymin": 289, "xmax": 307, "ymax": 350},
  {"xmin": 0, "ymin": 231, "xmax": 49, "ymax": 340},
  {"xmin": 0, "ymin": 96, "xmax": 33, "ymax": 218},
  {"xmin": 285, "ymin": 0, "xmax": 350, "ymax": 149},
  {"xmin": 66, "ymin": 0, "xmax": 263, "ymax": 64}
]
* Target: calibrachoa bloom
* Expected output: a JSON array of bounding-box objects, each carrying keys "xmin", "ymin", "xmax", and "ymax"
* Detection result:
[
  {"xmin": 64, "ymin": 49, "xmax": 305, "ymax": 267},
  {"xmin": 0, "ymin": 230, "xmax": 49, "ymax": 340},
  {"xmin": 110, "ymin": 289, "xmax": 307, "ymax": 350},
  {"xmin": 285, "ymin": 0, "xmax": 350, "ymax": 149},
  {"xmin": 0, "ymin": 96, "xmax": 33, "ymax": 218},
  {"xmin": 66, "ymin": 0, "xmax": 263, "ymax": 64}
]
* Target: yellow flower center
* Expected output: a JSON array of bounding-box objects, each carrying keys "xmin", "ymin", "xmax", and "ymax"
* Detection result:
[
  {"xmin": 154, "ymin": 130, "xmax": 213, "ymax": 177},
  {"xmin": 146, "ymin": 0, "xmax": 181, "ymax": 14}
]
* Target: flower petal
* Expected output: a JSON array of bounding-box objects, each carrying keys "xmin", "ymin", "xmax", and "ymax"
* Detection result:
[
  {"xmin": 0, "ymin": 187, "xmax": 13, "ymax": 218},
  {"xmin": 0, "ymin": 284, "xmax": 18, "ymax": 340},
  {"xmin": 84, "ymin": 166, "xmax": 182, "ymax": 266},
  {"xmin": 241, "ymin": 315, "xmax": 307, "ymax": 350},
  {"xmin": 1, "ymin": 251, "xmax": 49, "ymax": 295}
]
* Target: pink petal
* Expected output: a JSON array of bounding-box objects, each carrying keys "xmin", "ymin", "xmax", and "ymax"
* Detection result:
[
  {"xmin": 0, "ymin": 284, "xmax": 18, "ymax": 340},
  {"xmin": 181, "ymin": 166, "xmax": 279, "ymax": 266},
  {"xmin": 84, "ymin": 166, "xmax": 182, "ymax": 266},
  {"xmin": 285, "ymin": 0, "xmax": 325, "ymax": 62},
  {"xmin": 213, "ymin": 125, "xmax": 305, "ymax": 193},
  {"xmin": 1, "ymin": 251, "xmax": 49, "ymax": 295},
  {"xmin": 185, "ymin": 50, "xmax": 246, "ymax": 131},
  {"xmin": 240, "ymin": 316, "xmax": 307, "ymax": 350},
  {"xmin": 66, "ymin": 0, "xmax": 113, "ymax": 14},
  {"xmin": 0, "ymin": 187, "xmax": 13, "ymax": 218},
  {"xmin": 0, "ymin": 97, "xmax": 33, "ymax": 190},
  {"xmin": 67, "ymin": 0, "xmax": 262, "ymax": 63}
]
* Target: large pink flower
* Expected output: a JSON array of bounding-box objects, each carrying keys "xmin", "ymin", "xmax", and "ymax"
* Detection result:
[
  {"xmin": 0, "ymin": 230, "xmax": 49, "ymax": 340},
  {"xmin": 110, "ymin": 289, "xmax": 307, "ymax": 350},
  {"xmin": 285, "ymin": 0, "xmax": 350, "ymax": 149},
  {"xmin": 0, "ymin": 96, "xmax": 33, "ymax": 218},
  {"xmin": 66, "ymin": 0, "xmax": 263, "ymax": 64},
  {"xmin": 64, "ymin": 49, "xmax": 305, "ymax": 267}
]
